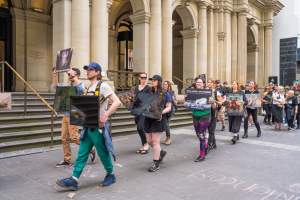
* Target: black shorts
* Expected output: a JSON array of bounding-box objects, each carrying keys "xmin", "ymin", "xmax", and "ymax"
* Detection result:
[{"xmin": 144, "ymin": 116, "xmax": 166, "ymax": 133}]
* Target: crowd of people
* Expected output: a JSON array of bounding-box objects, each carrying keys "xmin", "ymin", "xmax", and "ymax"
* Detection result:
[{"xmin": 52, "ymin": 63, "xmax": 300, "ymax": 191}]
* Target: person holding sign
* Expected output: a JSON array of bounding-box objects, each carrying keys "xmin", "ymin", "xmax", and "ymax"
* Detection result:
[
  {"xmin": 52, "ymin": 68, "xmax": 89, "ymax": 167},
  {"xmin": 207, "ymin": 79, "xmax": 217, "ymax": 150},
  {"xmin": 186, "ymin": 78, "xmax": 212, "ymax": 162},
  {"xmin": 143, "ymin": 75, "xmax": 172, "ymax": 172},
  {"xmin": 56, "ymin": 62, "xmax": 121, "ymax": 190},
  {"xmin": 243, "ymin": 81, "xmax": 262, "ymax": 138},
  {"xmin": 226, "ymin": 81, "xmax": 246, "ymax": 145}
]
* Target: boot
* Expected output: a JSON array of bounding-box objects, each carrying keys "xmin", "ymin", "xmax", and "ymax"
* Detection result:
[
  {"xmin": 257, "ymin": 130, "xmax": 261, "ymax": 137},
  {"xmin": 242, "ymin": 131, "xmax": 248, "ymax": 138},
  {"xmin": 221, "ymin": 125, "xmax": 225, "ymax": 131}
]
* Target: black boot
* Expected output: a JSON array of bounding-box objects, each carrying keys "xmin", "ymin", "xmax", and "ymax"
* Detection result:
[
  {"xmin": 257, "ymin": 130, "xmax": 261, "ymax": 137},
  {"xmin": 231, "ymin": 136, "xmax": 237, "ymax": 144},
  {"xmin": 242, "ymin": 131, "xmax": 248, "ymax": 138},
  {"xmin": 221, "ymin": 125, "xmax": 225, "ymax": 131}
]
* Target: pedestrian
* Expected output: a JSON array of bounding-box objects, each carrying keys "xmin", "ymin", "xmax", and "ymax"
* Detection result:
[
  {"xmin": 132, "ymin": 72, "xmax": 151, "ymax": 154},
  {"xmin": 262, "ymin": 86, "xmax": 273, "ymax": 125},
  {"xmin": 226, "ymin": 81, "xmax": 246, "ymax": 145},
  {"xmin": 144, "ymin": 75, "xmax": 172, "ymax": 172},
  {"xmin": 207, "ymin": 79, "xmax": 217, "ymax": 150},
  {"xmin": 243, "ymin": 81, "xmax": 262, "ymax": 138},
  {"xmin": 190, "ymin": 78, "xmax": 211, "ymax": 162},
  {"xmin": 162, "ymin": 80, "xmax": 176, "ymax": 145},
  {"xmin": 216, "ymin": 91, "xmax": 226, "ymax": 131},
  {"xmin": 285, "ymin": 90, "xmax": 298, "ymax": 130},
  {"xmin": 272, "ymin": 85, "xmax": 285, "ymax": 130},
  {"xmin": 56, "ymin": 62, "xmax": 121, "ymax": 190},
  {"xmin": 53, "ymin": 68, "xmax": 96, "ymax": 167}
]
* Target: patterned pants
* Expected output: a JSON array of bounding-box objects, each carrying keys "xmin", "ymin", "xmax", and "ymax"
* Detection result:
[{"xmin": 193, "ymin": 115, "xmax": 210, "ymax": 157}]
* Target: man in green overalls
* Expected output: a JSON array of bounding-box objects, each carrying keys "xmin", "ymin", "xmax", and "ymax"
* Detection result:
[{"xmin": 56, "ymin": 62, "xmax": 121, "ymax": 191}]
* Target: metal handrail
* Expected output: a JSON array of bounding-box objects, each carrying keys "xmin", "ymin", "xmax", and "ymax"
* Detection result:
[{"xmin": 0, "ymin": 61, "xmax": 58, "ymax": 144}]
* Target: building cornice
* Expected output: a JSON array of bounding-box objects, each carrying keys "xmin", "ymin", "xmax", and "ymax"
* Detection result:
[
  {"xmin": 180, "ymin": 28, "xmax": 199, "ymax": 39},
  {"xmin": 130, "ymin": 11, "xmax": 151, "ymax": 25}
]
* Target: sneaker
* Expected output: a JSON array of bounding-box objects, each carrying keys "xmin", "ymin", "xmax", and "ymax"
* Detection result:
[
  {"xmin": 56, "ymin": 177, "xmax": 78, "ymax": 191},
  {"xmin": 221, "ymin": 126, "xmax": 225, "ymax": 131},
  {"xmin": 56, "ymin": 160, "xmax": 72, "ymax": 168},
  {"xmin": 231, "ymin": 136, "xmax": 237, "ymax": 145},
  {"xmin": 148, "ymin": 162, "xmax": 160, "ymax": 172},
  {"xmin": 194, "ymin": 156, "xmax": 205, "ymax": 162},
  {"xmin": 90, "ymin": 149, "xmax": 96, "ymax": 163},
  {"xmin": 159, "ymin": 150, "xmax": 167, "ymax": 163},
  {"xmin": 100, "ymin": 173, "xmax": 116, "ymax": 187}
]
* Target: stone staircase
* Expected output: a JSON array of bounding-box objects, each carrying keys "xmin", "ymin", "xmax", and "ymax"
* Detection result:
[{"xmin": 0, "ymin": 92, "xmax": 192, "ymax": 153}]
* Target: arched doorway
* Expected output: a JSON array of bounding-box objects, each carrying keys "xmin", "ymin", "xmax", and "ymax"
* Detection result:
[
  {"xmin": 172, "ymin": 4, "xmax": 197, "ymax": 93},
  {"xmin": 0, "ymin": 5, "xmax": 13, "ymax": 91},
  {"xmin": 247, "ymin": 26, "xmax": 258, "ymax": 82},
  {"xmin": 172, "ymin": 10, "xmax": 183, "ymax": 92}
]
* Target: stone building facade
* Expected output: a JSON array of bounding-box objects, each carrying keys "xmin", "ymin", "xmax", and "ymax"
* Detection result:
[{"xmin": 0, "ymin": 0, "xmax": 284, "ymax": 92}]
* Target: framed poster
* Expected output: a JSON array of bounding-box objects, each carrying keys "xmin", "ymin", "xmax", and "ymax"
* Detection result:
[
  {"xmin": 226, "ymin": 93, "xmax": 244, "ymax": 116},
  {"xmin": 184, "ymin": 89, "xmax": 212, "ymax": 110},
  {"xmin": 0, "ymin": 92, "xmax": 11, "ymax": 110},
  {"xmin": 70, "ymin": 96, "xmax": 99, "ymax": 128},
  {"xmin": 117, "ymin": 90, "xmax": 135, "ymax": 110},
  {"xmin": 54, "ymin": 86, "xmax": 77, "ymax": 112},
  {"xmin": 55, "ymin": 48, "xmax": 73, "ymax": 72},
  {"xmin": 245, "ymin": 93, "xmax": 261, "ymax": 108}
]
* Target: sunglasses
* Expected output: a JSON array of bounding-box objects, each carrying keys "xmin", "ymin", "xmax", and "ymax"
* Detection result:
[
  {"xmin": 140, "ymin": 76, "xmax": 147, "ymax": 79},
  {"xmin": 67, "ymin": 73, "xmax": 76, "ymax": 77}
]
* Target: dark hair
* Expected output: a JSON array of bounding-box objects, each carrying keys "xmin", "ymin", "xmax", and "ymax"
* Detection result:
[
  {"xmin": 71, "ymin": 67, "xmax": 81, "ymax": 77},
  {"xmin": 164, "ymin": 81, "xmax": 172, "ymax": 91},
  {"xmin": 97, "ymin": 69, "xmax": 102, "ymax": 80}
]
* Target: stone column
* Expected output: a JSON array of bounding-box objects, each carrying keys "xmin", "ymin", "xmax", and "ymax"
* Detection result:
[
  {"xmin": 108, "ymin": 29, "xmax": 118, "ymax": 70},
  {"xmin": 71, "ymin": 0, "xmax": 90, "ymax": 68},
  {"xmin": 149, "ymin": 0, "xmax": 162, "ymax": 77},
  {"xmin": 53, "ymin": 0, "xmax": 71, "ymax": 83},
  {"xmin": 162, "ymin": 0, "xmax": 172, "ymax": 81},
  {"xmin": 197, "ymin": 2, "xmax": 208, "ymax": 76},
  {"xmin": 264, "ymin": 10, "xmax": 273, "ymax": 85},
  {"xmin": 231, "ymin": 12, "xmax": 238, "ymax": 81},
  {"xmin": 91, "ymin": 0, "xmax": 110, "ymax": 71},
  {"xmin": 213, "ymin": 8, "xmax": 219, "ymax": 79},
  {"xmin": 181, "ymin": 29, "xmax": 199, "ymax": 81},
  {"xmin": 207, "ymin": 7, "xmax": 214, "ymax": 80},
  {"xmin": 237, "ymin": 12, "xmax": 247, "ymax": 84},
  {"xmin": 218, "ymin": 8, "xmax": 225, "ymax": 81},
  {"xmin": 224, "ymin": 9, "xmax": 232, "ymax": 83},
  {"xmin": 258, "ymin": 25, "xmax": 265, "ymax": 87},
  {"xmin": 130, "ymin": 11, "xmax": 150, "ymax": 74}
]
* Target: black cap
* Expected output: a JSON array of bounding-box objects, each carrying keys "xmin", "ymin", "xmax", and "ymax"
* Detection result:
[{"xmin": 149, "ymin": 75, "xmax": 162, "ymax": 82}]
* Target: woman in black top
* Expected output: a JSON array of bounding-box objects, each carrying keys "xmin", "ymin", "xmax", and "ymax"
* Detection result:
[
  {"xmin": 243, "ymin": 81, "xmax": 262, "ymax": 138},
  {"xmin": 132, "ymin": 73, "xmax": 151, "ymax": 154},
  {"xmin": 226, "ymin": 81, "xmax": 246, "ymax": 144},
  {"xmin": 144, "ymin": 75, "xmax": 172, "ymax": 172},
  {"xmin": 262, "ymin": 86, "xmax": 273, "ymax": 125}
]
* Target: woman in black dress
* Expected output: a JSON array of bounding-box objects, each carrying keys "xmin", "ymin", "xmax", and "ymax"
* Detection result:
[
  {"xmin": 226, "ymin": 81, "xmax": 246, "ymax": 144},
  {"xmin": 144, "ymin": 75, "xmax": 172, "ymax": 172}
]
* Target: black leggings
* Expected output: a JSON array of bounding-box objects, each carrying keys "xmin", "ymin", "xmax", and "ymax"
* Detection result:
[
  {"xmin": 263, "ymin": 104, "xmax": 272, "ymax": 123},
  {"xmin": 208, "ymin": 116, "xmax": 216, "ymax": 146},
  {"xmin": 135, "ymin": 115, "xmax": 147, "ymax": 145},
  {"xmin": 244, "ymin": 108, "xmax": 261, "ymax": 133}
]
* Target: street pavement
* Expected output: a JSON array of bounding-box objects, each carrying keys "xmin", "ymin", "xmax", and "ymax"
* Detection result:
[{"xmin": 1, "ymin": 118, "xmax": 300, "ymax": 200}]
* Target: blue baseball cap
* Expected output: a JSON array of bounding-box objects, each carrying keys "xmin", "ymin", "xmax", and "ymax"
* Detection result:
[{"xmin": 83, "ymin": 62, "xmax": 102, "ymax": 71}]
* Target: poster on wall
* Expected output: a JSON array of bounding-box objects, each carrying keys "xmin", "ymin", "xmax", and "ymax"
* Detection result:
[
  {"xmin": 0, "ymin": 93, "xmax": 12, "ymax": 110},
  {"xmin": 55, "ymin": 48, "xmax": 73, "ymax": 72}
]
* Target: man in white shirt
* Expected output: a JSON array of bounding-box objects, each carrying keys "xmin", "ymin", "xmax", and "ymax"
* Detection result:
[{"xmin": 56, "ymin": 62, "xmax": 121, "ymax": 191}]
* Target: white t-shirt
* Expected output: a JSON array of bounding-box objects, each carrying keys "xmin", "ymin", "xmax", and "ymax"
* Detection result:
[
  {"xmin": 272, "ymin": 92, "xmax": 285, "ymax": 105},
  {"xmin": 86, "ymin": 81, "xmax": 113, "ymax": 118}
]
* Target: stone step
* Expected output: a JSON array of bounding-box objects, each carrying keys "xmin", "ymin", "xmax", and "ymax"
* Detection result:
[
  {"xmin": 0, "ymin": 121, "xmax": 192, "ymax": 153},
  {"xmin": 0, "ymin": 129, "xmax": 61, "ymax": 142},
  {"xmin": 0, "ymin": 115, "xmax": 63, "ymax": 125},
  {"xmin": 11, "ymin": 92, "xmax": 55, "ymax": 98},
  {"xmin": 0, "ymin": 121, "xmax": 62, "ymax": 133},
  {"xmin": 11, "ymin": 103, "xmax": 55, "ymax": 110}
]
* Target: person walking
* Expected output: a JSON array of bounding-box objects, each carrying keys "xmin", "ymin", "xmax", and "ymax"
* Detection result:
[{"xmin": 272, "ymin": 85, "xmax": 285, "ymax": 130}]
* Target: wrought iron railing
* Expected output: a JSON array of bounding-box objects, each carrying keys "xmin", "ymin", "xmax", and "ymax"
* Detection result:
[{"xmin": 107, "ymin": 70, "xmax": 140, "ymax": 91}]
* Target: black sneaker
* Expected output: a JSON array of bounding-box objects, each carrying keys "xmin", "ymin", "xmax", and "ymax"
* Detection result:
[
  {"xmin": 159, "ymin": 150, "xmax": 167, "ymax": 163},
  {"xmin": 194, "ymin": 156, "xmax": 205, "ymax": 162},
  {"xmin": 148, "ymin": 162, "xmax": 160, "ymax": 172},
  {"xmin": 231, "ymin": 136, "xmax": 237, "ymax": 145},
  {"xmin": 56, "ymin": 160, "xmax": 72, "ymax": 168}
]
